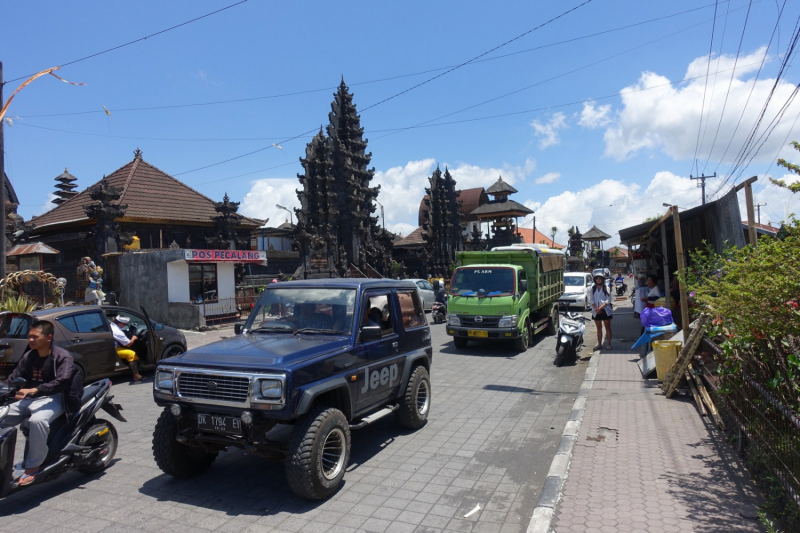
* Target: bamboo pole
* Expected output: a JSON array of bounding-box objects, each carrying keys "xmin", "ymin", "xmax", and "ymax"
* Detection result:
[
  {"xmin": 672, "ymin": 206, "xmax": 690, "ymax": 332},
  {"xmin": 689, "ymin": 364, "xmax": 725, "ymax": 431},
  {"xmin": 685, "ymin": 370, "xmax": 707, "ymax": 416}
]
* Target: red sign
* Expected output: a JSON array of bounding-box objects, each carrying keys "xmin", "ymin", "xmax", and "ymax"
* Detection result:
[{"xmin": 184, "ymin": 249, "xmax": 267, "ymax": 264}]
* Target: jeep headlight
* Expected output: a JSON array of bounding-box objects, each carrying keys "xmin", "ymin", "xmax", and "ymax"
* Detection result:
[
  {"xmin": 498, "ymin": 316, "xmax": 519, "ymax": 328},
  {"xmin": 155, "ymin": 370, "xmax": 174, "ymax": 392},
  {"xmin": 447, "ymin": 314, "xmax": 461, "ymax": 326},
  {"xmin": 257, "ymin": 379, "xmax": 282, "ymax": 400}
]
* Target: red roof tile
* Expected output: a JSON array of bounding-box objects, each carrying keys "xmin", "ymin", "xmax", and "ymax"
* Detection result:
[
  {"xmin": 517, "ymin": 228, "xmax": 564, "ymax": 249},
  {"xmin": 31, "ymin": 156, "xmax": 260, "ymax": 229}
]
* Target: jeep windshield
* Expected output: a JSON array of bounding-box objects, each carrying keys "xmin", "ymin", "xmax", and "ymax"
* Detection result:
[
  {"xmin": 450, "ymin": 267, "xmax": 515, "ymax": 297},
  {"xmin": 248, "ymin": 287, "xmax": 356, "ymax": 335}
]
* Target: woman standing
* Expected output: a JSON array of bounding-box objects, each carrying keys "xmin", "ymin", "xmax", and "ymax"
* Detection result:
[
  {"xmin": 641, "ymin": 275, "xmax": 662, "ymax": 308},
  {"xmin": 591, "ymin": 274, "xmax": 613, "ymax": 350}
]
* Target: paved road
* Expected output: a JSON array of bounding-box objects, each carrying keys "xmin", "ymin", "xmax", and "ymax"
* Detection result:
[{"xmin": 0, "ymin": 315, "xmax": 590, "ymax": 533}]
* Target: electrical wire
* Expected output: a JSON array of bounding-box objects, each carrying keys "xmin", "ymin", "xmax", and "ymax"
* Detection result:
[
  {"xmin": 3, "ymin": 1, "xmax": 250, "ymax": 85},
  {"xmin": 691, "ymin": 0, "xmax": 719, "ymax": 177},
  {"xmin": 14, "ymin": 1, "xmax": 725, "ymax": 119},
  {"xmin": 700, "ymin": 0, "xmax": 732, "ymax": 173}
]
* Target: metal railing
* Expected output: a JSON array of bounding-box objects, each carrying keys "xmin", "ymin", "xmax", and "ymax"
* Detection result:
[
  {"xmin": 702, "ymin": 341, "xmax": 800, "ymax": 520},
  {"xmin": 197, "ymin": 295, "xmax": 258, "ymax": 325}
]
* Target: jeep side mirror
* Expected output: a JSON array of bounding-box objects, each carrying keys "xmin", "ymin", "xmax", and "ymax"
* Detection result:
[
  {"xmin": 360, "ymin": 325, "xmax": 382, "ymax": 342},
  {"xmin": 433, "ymin": 280, "xmax": 440, "ymax": 292},
  {"xmin": 234, "ymin": 323, "xmax": 245, "ymax": 335},
  {"xmin": 519, "ymin": 280, "xmax": 528, "ymax": 293}
]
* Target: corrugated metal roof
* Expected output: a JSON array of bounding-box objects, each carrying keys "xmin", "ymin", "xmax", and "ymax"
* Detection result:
[{"xmin": 7, "ymin": 242, "xmax": 60, "ymax": 256}]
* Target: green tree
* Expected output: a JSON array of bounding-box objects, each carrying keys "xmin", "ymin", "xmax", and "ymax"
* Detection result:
[
  {"xmin": 774, "ymin": 140, "xmax": 800, "ymax": 194},
  {"xmin": 550, "ymin": 226, "xmax": 558, "ymax": 244}
]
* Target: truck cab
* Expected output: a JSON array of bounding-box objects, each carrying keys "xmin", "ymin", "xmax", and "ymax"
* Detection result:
[
  {"xmin": 151, "ymin": 279, "xmax": 432, "ymax": 500},
  {"xmin": 446, "ymin": 245, "xmax": 565, "ymax": 352}
]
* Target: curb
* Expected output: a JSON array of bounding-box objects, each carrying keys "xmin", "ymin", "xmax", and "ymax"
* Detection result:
[{"xmin": 525, "ymin": 349, "xmax": 600, "ymax": 533}]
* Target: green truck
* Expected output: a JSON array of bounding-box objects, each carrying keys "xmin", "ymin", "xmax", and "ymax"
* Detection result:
[{"xmin": 445, "ymin": 244, "xmax": 565, "ymax": 352}]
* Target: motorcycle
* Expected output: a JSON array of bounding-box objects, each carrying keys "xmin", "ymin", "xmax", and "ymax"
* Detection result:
[
  {"xmin": 554, "ymin": 302, "xmax": 586, "ymax": 367},
  {"xmin": 615, "ymin": 280, "xmax": 626, "ymax": 296},
  {"xmin": 431, "ymin": 300, "xmax": 447, "ymax": 324},
  {"xmin": 0, "ymin": 377, "xmax": 126, "ymax": 496}
]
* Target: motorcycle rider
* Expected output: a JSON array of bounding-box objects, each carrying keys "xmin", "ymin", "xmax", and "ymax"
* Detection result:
[{"xmin": 0, "ymin": 320, "xmax": 75, "ymax": 486}]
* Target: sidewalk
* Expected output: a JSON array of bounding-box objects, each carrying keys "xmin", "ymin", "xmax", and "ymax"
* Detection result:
[{"xmin": 549, "ymin": 295, "xmax": 764, "ymax": 533}]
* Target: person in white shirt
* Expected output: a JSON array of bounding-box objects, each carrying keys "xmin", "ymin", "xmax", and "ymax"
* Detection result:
[
  {"xmin": 110, "ymin": 315, "xmax": 142, "ymax": 382},
  {"xmin": 641, "ymin": 275, "xmax": 662, "ymax": 309},
  {"xmin": 591, "ymin": 274, "xmax": 613, "ymax": 351}
]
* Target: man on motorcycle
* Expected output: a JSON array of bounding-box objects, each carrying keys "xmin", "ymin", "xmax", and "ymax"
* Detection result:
[{"xmin": 0, "ymin": 320, "xmax": 75, "ymax": 486}]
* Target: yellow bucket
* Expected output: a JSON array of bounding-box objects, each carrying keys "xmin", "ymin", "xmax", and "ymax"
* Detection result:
[{"xmin": 653, "ymin": 340, "xmax": 682, "ymax": 381}]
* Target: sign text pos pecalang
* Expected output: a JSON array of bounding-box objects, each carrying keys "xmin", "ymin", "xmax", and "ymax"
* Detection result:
[{"xmin": 184, "ymin": 249, "xmax": 267, "ymax": 265}]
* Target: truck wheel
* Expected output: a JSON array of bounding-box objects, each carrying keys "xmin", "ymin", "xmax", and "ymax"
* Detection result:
[
  {"xmin": 546, "ymin": 306, "xmax": 559, "ymax": 336},
  {"xmin": 285, "ymin": 406, "xmax": 351, "ymax": 500},
  {"xmin": 396, "ymin": 366, "xmax": 431, "ymax": 429},
  {"xmin": 78, "ymin": 419, "xmax": 118, "ymax": 474},
  {"xmin": 152, "ymin": 409, "xmax": 217, "ymax": 478},
  {"xmin": 453, "ymin": 337, "xmax": 469, "ymax": 349},
  {"xmin": 514, "ymin": 319, "xmax": 530, "ymax": 352}
]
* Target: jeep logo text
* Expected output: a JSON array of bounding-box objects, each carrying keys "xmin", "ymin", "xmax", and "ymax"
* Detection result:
[{"xmin": 361, "ymin": 364, "xmax": 399, "ymax": 393}]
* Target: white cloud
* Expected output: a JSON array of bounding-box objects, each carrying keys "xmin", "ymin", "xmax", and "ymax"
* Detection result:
[
  {"xmin": 578, "ymin": 101, "xmax": 611, "ymax": 129},
  {"xmin": 239, "ymin": 178, "xmax": 299, "ymax": 226},
  {"xmin": 743, "ymin": 173, "xmax": 800, "ymax": 225},
  {"xmin": 534, "ymin": 172, "xmax": 561, "ymax": 185},
  {"xmin": 603, "ymin": 47, "xmax": 800, "ymax": 164},
  {"xmin": 518, "ymin": 171, "xmax": 701, "ymax": 246},
  {"xmin": 531, "ymin": 112, "xmax": 567, "ymax": 148},
  {"xmin": 36, "ymin": 194, "xmax": 59, "ymax": 216}
]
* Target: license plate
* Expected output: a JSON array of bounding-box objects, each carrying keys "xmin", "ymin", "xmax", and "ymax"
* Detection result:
[
  {"xmin": 468, "ymin": 330, "xmax": 488, "ymax": 337},
  {"xmin": 197, "ymin": 413, "xmax": 242, "ymax": 436}
]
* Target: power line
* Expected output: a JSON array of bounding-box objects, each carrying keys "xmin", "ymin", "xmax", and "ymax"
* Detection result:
[
  {"xmin": 699, "ymin": 0, "xmax": 732, "ymax": 173},
  {"xmin": 703, "ymin": 0, "xmax": 754, "ymax": 171},
  {"xmin": 3, "ymin": 1, "xmax": 250, "ymax": 85},
  {"xmin": 691, "ymin": 0, "xmax": 719, "ymax": 177},
  {"xmin": 13, "ymin": 1, "xmax": 725, "ymax": 119},
  {"xmin": 11, "ymin": 122, "xmax": 297, "ymax": 142},
  {"xmin": 170, "ymin": 0, "xmax": 596, "ymax": 177}
]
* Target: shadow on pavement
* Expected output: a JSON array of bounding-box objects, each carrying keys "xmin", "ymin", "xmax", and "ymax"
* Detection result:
[
  {"xmin": 483, "ymin": 384, "xmax": 578, "ymax": 395},
  {"xmin": 0, "ymin": 467, "xmax": 114, "ymax": 516},
  {"xmin": 436, "ymin": 334, "xmax": 547, "ymax": 357},
  {"xmin": 138, "ymin": 416, "xmax": 414, "ymax": 517}
]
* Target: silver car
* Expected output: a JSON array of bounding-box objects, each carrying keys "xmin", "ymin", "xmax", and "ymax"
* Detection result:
[
  {"xmin": 407, "ymin": 279, "xmax": 436, "ymax": 311},
  {"xmin": 559, "ymin": 272, "xmax": 593, "ymax": 310}
]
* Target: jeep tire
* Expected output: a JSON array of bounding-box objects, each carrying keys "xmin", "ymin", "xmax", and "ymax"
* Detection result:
[
  {"xmin": 453, "ymin": 337, "xmax": 469, "ymax": 349},
  {"xmin": 285, "ymin": 406, "xmax": 351, "ymax": 500},
  {"xmin": 396, "ymin": 366, "xmax": 431, "ymax": 429},
  {"xmin": 152, "ymin": 409, "xmax": 217, "ymax": 478}
]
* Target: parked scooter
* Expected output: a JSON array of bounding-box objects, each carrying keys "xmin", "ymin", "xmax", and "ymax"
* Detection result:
[
  {"xmin": 0, "ymin": 377, "xmax": 126, "ymax": 496},
  {"xmin": 554, "ymin": 302, "xmax": 586, "ymax": 367}
]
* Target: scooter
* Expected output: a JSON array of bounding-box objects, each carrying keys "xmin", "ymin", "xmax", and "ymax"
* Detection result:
[
  {"xmin": 0, "ymin": 377, "xmax": 126, "ymax": 496},
  {"xmin": 554, "ymin": 302, "xmax": 586, "ymax": 367},
  {"xmin": 615, "ymin": 280, "xmax": 626, "ymax": 296},
  {"xmin": 431, "ymin": 301, "xmax": 447, "ymax": 324}
]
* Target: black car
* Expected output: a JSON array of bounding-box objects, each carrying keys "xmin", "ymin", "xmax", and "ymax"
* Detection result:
[
  {"xmin": 0, "ymin": 305, "xmax": 187, "ymax": 382},
  {"xmin": 152, "ymin": 279, "xmax": 433, "ymax": 499}
]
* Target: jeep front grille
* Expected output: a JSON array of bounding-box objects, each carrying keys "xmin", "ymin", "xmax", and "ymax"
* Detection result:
[
  {"xmin": 176, "ymin": 372, "xmax": 250, "ymax": 403},
  {"xmin": 458, "ymin": 315, "xmax": 501, "ymax": 327}
]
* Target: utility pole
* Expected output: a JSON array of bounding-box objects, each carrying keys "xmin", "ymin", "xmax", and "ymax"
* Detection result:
[
  {"xmin": 754, "ymin": 203, "xmax": 766, "ymax": 224},
  {"xmin": 0, "ymin": 61, "xmax": 6, "ymax": 281},
  {"xmin": 690, "ymin": 172, "xmax": 716, "ymax": 205}
]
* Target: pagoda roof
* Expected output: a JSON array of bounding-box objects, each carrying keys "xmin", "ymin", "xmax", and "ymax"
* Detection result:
[
  {"xmin": 470, "ymin": 199, "xmax": 533, "ymax": 217},
  {"xmin": 31, "ymin": 152, "xmax": 261, "ymax": 230},
  {"xmin": 486, "ymin": 176, "xmax": 518, "ymax": 195},
  {"xmin": 55, "ymin": 168, "xmax": 78, "ymax": 183},
  {"xmin": 581, "ymin": 225, "xmax": 612, "ymax": 241},
  {"xmin": 418, "ymin": 187, "xmax": 488, "ymax": 226}
]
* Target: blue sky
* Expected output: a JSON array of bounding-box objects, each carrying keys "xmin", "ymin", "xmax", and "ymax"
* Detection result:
[{"xmin": 3, "ymin": 0, "xmax": 799, "ymax": 245}]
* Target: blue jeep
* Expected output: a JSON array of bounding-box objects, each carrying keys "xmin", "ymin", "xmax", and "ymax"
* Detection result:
[{"xmin": 151, "ymin": 279, "xmax": 432, "ymax": 499}]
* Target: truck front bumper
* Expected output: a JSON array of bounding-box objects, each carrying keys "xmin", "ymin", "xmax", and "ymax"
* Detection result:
[{"xmin": 446, "ymin": 326, "xmax": 521, "ymax": 339}]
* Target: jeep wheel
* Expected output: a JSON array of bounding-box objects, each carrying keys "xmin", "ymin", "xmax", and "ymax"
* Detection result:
[
  {"xmin": 453, "ymin": 337, "xmax": 469, "ymax": 349},
  {"xmin": 152, "ymin": 409, "xmax": 217, "ymax": 478},
  {"xmin": 285, "ymin": 406, "xmax": 351, "ymax": 500},
  {"xmin": 514, "ymin": 318, "xmax": 530, "ymax": 352},
  {"xmin": 396, "ymin": 366, "xmax": 431, "ymax": 429}
]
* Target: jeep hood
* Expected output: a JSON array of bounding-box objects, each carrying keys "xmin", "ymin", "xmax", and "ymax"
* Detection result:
[{"xmin": 163, "ymin": 333, "xmax": 351, "ymax": 370}]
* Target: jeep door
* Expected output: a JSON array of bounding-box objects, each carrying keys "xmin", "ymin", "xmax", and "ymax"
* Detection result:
[
  {"xmin": 354, "ymin": 290, "xmax": 406, "ymax": 412},
  {"xmin": 56, "ymin": 310, "xmax": 117, "ymax": 379},
  {"xmin": 395, "ymin": 288, "xmax": 429, "ymax": 355}
]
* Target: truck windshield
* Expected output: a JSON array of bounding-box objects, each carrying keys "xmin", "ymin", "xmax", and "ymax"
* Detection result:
[
  {"xmin": 450, "ymin": 268, "xmax": 515, "ymax": 296},
  {"xmin": 248, "ymin": 288, "xmax": 356, "ymax": 334}
]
